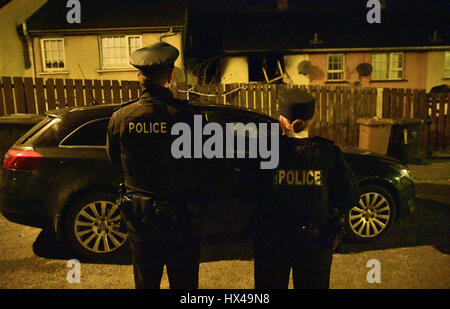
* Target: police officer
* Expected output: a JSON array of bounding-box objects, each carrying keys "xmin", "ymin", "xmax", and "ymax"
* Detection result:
[
  {"xmin": 252, "ymin": 90, "xmax": 360, "ymax": 289},
  {"xmin": 107, "ymin": 42, "xmax": 204, "ymax": 289}
]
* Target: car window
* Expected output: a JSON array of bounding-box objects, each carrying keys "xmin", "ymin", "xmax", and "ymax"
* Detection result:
[
  {"xmin": 60, "ymin": 119, "xmax": 109, "ymax": 147},
  {"xmin": 15, "ymin": 116, "xmax": 55, "ymax": 146}
]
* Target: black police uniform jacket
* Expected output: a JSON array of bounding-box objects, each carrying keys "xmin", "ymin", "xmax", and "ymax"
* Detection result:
[
  {"xmin": 107, "ymin": 85, "xmax": 200, "ymax": 201},
  {"xmin": 256, "ymin": 134, "xmax": 360, "ymax": 227}
]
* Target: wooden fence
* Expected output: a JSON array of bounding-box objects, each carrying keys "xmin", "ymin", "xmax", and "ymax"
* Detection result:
[
  {"xmin": 2, "ymin": 76, "xmax": 448, "ymax": 153},
  {"xmin": 0, "ymin": 76, "xmax": 378, "ymax": 148},
  {"xmin": 382, "ymin": 88, "xmax": 449, "ymax": 154},
  {"xmin": 0, "ymin": 76, "xmax": 140, "ymax": 115},
  {"xmin": 172, "ymin": 83, "xmax": 378, "ymax": 147}
]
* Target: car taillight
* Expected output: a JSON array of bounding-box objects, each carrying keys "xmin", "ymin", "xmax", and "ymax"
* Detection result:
[{"xmin": 3, "ymin": 149, "xmax": 42, "ymax": 171}]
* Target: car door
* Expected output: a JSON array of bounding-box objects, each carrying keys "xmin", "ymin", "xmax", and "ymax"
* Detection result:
[
  {"xmin": 56, "ymin": 118, "xmax": 122, "ymax": 191},
  {"xmin": 200, "ymin": 110, "xmax": 267, "ymax": 237}
]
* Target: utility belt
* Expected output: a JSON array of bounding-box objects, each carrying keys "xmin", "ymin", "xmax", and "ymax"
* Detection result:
[
  {"xmin": 116, "ymin": 183, "xmax": 200, "ymax": 225},
  {"xmin": 256, "ymin": 209, "xmax": 345, "ymax": 251}
]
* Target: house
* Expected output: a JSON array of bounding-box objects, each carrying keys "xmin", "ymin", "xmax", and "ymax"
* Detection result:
[
  {"xmin": 0, "ymin": 0, "xmax": 48, "ymax": 77},
  {"xmin": 185, "ymin": 1, "xmax": 450, "ymax": 91},
  {"xmin": 21, "ymin": 0, "xmax": 187, "ymax": 82},
  {"xmin": 4, "ymin": 0, "xmax": 450, "ymax": 91}
]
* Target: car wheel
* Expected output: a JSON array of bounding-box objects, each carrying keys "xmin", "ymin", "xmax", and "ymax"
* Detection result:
[
  {"xmin": 345, "ymin": 184, "xmax": 396, "ymax": 241},
  {"xmin": 64, "ymin": 192, "xmax": 128, "ymax": 260}
]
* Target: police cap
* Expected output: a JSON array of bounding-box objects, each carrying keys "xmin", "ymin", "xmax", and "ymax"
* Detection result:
[
  {"xmin": 279, "ymin": 89, "xmax": 315, "ymax": 122},
  {"xmin": 130, "ymin": 42, "xmax": 179, "ymax": 76}
]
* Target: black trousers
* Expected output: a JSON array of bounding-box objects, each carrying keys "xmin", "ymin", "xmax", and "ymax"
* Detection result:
[
  {"xmin": 126, "ymin": 219, "xmax": 201, "ymax": 289},
  {"xmin": 253, "ymin": 223, "xmax": 333, "ymax": 289}
]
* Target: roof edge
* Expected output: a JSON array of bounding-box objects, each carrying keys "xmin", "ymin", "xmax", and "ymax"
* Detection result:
[
  {"xmin": 220, "ymin": 45, "xmax": 450, "ymax": 54},
  {"xmin": 27, "ymin": 25, "xmax": 185, "ymax": 36}
]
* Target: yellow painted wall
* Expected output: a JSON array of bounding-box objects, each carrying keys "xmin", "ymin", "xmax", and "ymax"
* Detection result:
[
  {"xmin": 32, "ymin": 32, "xmax": 185, "ymax": 82},
  {"xmin": 309, "ymin": 51, "xmax": 429, "ymax": 89},
  {"xmin": 283, "ymin": 54, "xmax": 310, "ymax": 84},
  {"xmin": 0, "ymin": 0, "xmax": 48, "ymax": 77},
  {"xmin": 220, "ymin": 56, "xmax": 249, "ymax": 83},
  {"xmin": 426, "ymin": 51, "xmax": 449, "ymax": 92},
  {"xmin": 193, "ymin": 51, "xmax": 446, "ymax": 90},
  {"xmin": 219, "ymin": 55, "xmax": 311, "ymax": 85}
]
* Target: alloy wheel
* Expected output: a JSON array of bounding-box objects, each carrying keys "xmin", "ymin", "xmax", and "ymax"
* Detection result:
[
  {"xmin": 348, "ymin": 192, "xmax": 391, "ymax": 238},
  {"xmin": 73, "ymin": 200, "xmax": 127, "ymax": 254}
]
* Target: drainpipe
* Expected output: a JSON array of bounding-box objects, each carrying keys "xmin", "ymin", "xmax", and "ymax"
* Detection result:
[
  {"xmin": 22, "ymin": 22, "xmax": 36, "ymax": 79},
  {"xmin": 160, "ymin": 26, "xmax": 182, "ymax": 82},
  {"xmin": 160, "ymin": 26, "xmax": 177, "ymax": 42}
]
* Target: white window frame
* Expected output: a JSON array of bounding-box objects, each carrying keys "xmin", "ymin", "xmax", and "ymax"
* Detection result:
[
  {"xmin": 444, "ymin": 51, "xmax": 450, "ymax": 78},
  {"xmin": 326, "ymin": 54, "xmax": 345, "ymax": 81},
  {"xmin": 40, "ymin": 38, "xmax": 67, "ymax": 72},
  {"xmin": 99, "ymin": 35, "xmax": 142, "ymax": 70},
  {"xmin": 371, "ymin": 52, "xmax": 404, "ymax": 81}
]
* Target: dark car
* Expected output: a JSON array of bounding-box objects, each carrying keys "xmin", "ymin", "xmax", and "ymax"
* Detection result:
[
  {"xmin": 0, "ymin": 113, "xmax": 44, "ymax": 160},
  {"xmin": 0, "ymin": 103, "xmax": 415, "ymax": 259}
]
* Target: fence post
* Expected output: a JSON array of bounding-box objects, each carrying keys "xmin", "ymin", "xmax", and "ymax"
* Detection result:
[
  {"xmin": 377, "ymin": 88, "xmax": 383, "ymax": 118},
  {"xmin": 23, "ymin": 77, "xmax": 37, "ymax": 114},
  {"xmin": 93, "ymin": 79, "xmax": 103, "ymax": 104},
  {"xmin": 446, "ymin": 93, "xmax": 450, "ymax": 150},
  {"xmin": 382, "ymin": 88, "xmax": 391, "ymax": 118},
  {"xmin": 66, "ymin": 79, "xmax": 76, "ymax": 107},
  {"xmin": 55, "ymin": 78, "xmax": 66, "ymax": 108},
  {"xmin": 13, "ymin": 77, "xmax": 26, "ymax": 113},
  {"xmin": 74, "ymin": 79, "xmax": 85, "ymax": 107},
  {"xmin": 35, "ymin": 78, "xmax": 46, "ymax": 114},
  {"xmin": 437, "ymin": 92, "xmax": 446, "ymax": 151},
  {"xmin": 45, "ymin": 78, "xmax": 56, "ymax": 110},
  {"xmin": 2, "ymin": 77, "xmax": 14, "ymax": 114},
  {"xmin": 239, "ymin": 83, "xmax": 247, "ymax": 109},
  {"xmin": 0, "ymin": 78, "xmax": 4, "ymax": 116},
  {"xmin": 178, "ymin": 82, "xmax": 188, "ymax": 101},
  {"xmin": 103, "ymin": 80, "xmax": 112, "ymax": 104}
]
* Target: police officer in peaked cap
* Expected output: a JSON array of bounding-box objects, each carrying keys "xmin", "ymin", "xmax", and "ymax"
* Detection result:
[
  {"xmin": 107, "ymin": 42, "xmax": 206, "ymax": 289},
  {"xmin": 252, "ymin": 89, "xmax": 360, "ymax": 289}
]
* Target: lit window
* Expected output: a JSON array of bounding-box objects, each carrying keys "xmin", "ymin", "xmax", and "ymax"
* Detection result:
[
  {"xmin": 372, "ymin": 52, "xmax": 404, "ymax": 80},
  {"xmin": 327, "ymin": 54, "xmax": 344, "ymax": 81},
  {"xmin": 445, "ymin": 51, "xmax": 450, "ymax": 78},
  {"xmin": 99, "ymin": 35, "xmax": 142, "ymax": 69},
  {"xmin": 41, "ymin": 39, "xmax": 66, "ymax": 71}
]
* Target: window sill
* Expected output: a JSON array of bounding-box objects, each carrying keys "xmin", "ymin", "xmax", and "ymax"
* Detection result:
[
  {"xmin": 325, "ymin": 80, "xmax": 349, "ymax": 84},
  {"xmin": 38, "ymin": 71, "xmax": 69, "ymax": 75},
  {"xmin": 97, "ymin": 68, "xmax": 137, "ymax": 73},
  {"xmin": 370, "ymin": 79, "xmax": 408, "ymax": 82}
]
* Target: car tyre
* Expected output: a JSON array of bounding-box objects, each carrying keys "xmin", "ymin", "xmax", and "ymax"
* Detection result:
[
  {"xmin": 345, "ymin": 184, "xmax": 396, "ymax": 242},
  {"xmin": 64, "ymin": 191, "xmax": 129, "ymax": 260}
]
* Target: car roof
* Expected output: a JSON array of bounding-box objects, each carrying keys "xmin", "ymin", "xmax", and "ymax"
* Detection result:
[
  {"xmin": 45, "ymin": 104, "xmax": 117, "ymax": 117},
  {"xmin": 46, "ymin": 102, "xmax": 277, "ymax": 122}
]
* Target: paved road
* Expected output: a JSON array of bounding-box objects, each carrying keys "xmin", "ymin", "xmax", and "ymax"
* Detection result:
[
  {"xmin": 0, "ymin": 196, "xmax": 448, "ymax": 289},
  {"xmin": 0, "ymin": 158, "xmax": 449, "ymax": 289}
]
